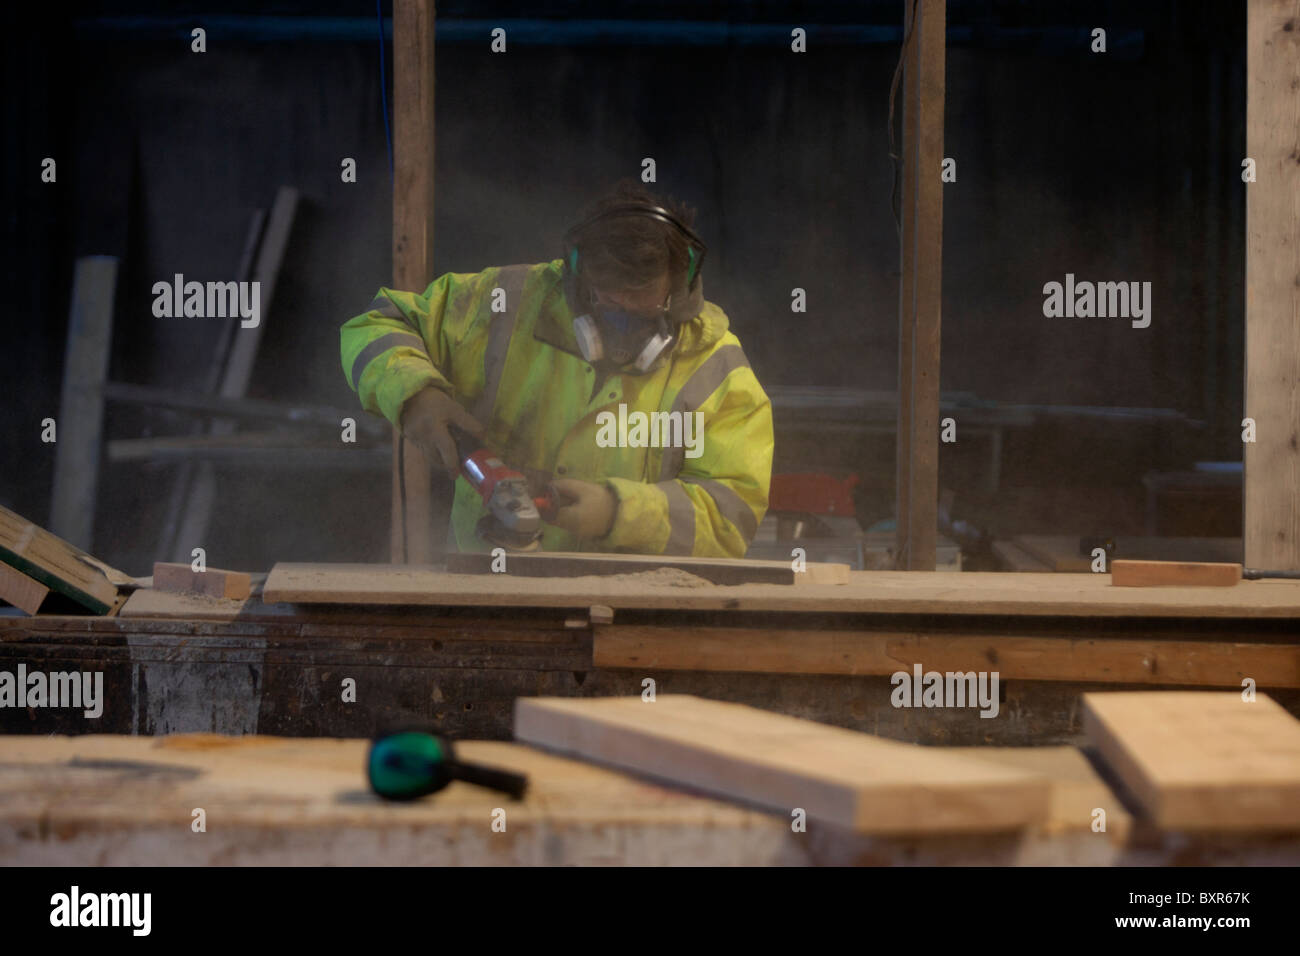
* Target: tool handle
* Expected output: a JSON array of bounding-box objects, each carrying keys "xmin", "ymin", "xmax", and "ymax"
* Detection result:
[
  {"xmin": 536, "ymin": 483, "xmax": 576, "ymax": 523},
  {"xmin": 448, "ymin": 760, "xmax": 529, "ymax": 799},
  {"xmin": 446, "ymin": 422, "xmax": 482, "ymax": 462}
]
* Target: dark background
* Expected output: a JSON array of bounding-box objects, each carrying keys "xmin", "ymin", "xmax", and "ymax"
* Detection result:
[{"xmin": 1, "ymin": 1, "xmax": 1247, "ymax": 574}]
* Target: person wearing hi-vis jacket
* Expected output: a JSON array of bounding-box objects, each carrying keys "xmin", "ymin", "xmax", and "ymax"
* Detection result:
[{"xmin": 341, "ymin": 181, "xmax": 773, "ymax": 558}]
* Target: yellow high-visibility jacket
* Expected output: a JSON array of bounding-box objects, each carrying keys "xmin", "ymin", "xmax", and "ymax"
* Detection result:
[{"xmin": 340, "ymin": 260, "xmax": 773, "ymax": 557}]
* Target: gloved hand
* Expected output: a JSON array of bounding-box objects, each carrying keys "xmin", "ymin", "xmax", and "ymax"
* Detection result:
[
  {"xmin": 548, "ymin": 478, "xmax": 618, "ymax": 540},
  {"xmin": 399, "ymin": 386, "xmax": 485, "ymax": 480}
]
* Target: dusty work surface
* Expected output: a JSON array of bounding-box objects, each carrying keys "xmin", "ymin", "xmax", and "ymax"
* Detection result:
[
  {"xmin": 260, "ymin": 564, "xmax": 1300, "ymax": 618},
  {"xmin": 1, "ymin": 732, "xmax": 1295, "ymax": 865}
]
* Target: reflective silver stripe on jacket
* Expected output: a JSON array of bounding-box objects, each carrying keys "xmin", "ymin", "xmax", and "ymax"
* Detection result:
[
  {"xmin": 658, "ymin": 343, "xmax": 751, "ymax": 481},
  {"xmin": 682, "ymin": 476, "xmax": 758, "ymax": 543},
  {"xmin": 368, "ymin": 294, "xmax": 406, "ymax": 321},
  {"xmin": 660, "ymin": 480, "xmax": 696, "ymax": 555},
  {"xmin": 350, "ymin": 331, "xmax": 429, "ymax": 390},
  {"xmin": 471, "ymin": 264, "xmax": 530, "ymax": 424}
]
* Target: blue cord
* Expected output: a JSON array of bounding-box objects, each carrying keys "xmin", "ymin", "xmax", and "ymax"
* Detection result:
[{"xmin": 377, "ymin": 0, "xmax": 394, "ymax": 186}]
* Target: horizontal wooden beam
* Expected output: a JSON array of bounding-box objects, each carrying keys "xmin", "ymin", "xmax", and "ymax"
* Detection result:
[{"xmin": 593, "ymin": 624, "xmax": 1300, "ymax": 688}]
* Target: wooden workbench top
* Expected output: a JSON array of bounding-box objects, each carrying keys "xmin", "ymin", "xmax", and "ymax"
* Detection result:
[
  {"xmin": 255, "ymin": 564, "xmax": 1300, "ymax": 619},
  {"xmin": 2, "ymin": 733, "xmax": 1297, "ymax": 865}
]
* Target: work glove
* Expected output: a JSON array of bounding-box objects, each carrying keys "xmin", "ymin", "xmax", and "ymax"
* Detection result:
[
  {"xmin": 548, "ymin": 478, "xmax": 618, "ymax": 540},
  {"xmin": 399, "ymin": 386, "xmax": 485, "ymax": 480}
]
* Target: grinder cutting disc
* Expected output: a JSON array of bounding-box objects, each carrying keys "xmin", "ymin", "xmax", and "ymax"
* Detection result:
[{"xmin": 476, "ymin": 514, "xmax": 542, "ymax": 552}]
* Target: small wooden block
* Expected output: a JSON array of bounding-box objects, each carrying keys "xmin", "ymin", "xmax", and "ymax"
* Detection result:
[
  {"xmin": 1110, "ymin": 559, "xmax": 1241, "ymax": 587},
  {"xmin": 0, "ymin": 561, "xmax": 50, "ymax": 615},
  {"xmin": 152, "ymin": 562, "xmax": 252, "ymax": 600},
  {"xmin": 799, "ymin": 561, "xmax": 850, "ymax": 585},
  {"xmin": 1083, "ymin": 691, "xmax": 1300, "ymax": 830}
]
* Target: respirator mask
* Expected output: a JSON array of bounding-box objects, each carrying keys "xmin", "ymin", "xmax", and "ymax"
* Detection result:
[
  {"xmin": 562, "ymin": 201, "xmax": 708, "ymax": 376},
  {"xmin": 571, "ymin": 297, "xmax": 677, "ymax": 374}
]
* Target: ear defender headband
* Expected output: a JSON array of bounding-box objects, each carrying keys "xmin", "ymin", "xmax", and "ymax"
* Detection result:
[{"xmin": 563, "ymin": 202, "xmax": 708, "ymax": 294}]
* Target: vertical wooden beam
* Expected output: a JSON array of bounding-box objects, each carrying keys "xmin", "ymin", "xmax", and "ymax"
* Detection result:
[
  {"xmin": 1244, "ymin": 0, "xmax": 1300, "ymax": 572},
  {"xmin": 50, "ymin": 255, "xmax": 118, "ymax": 550},
  {"xmin": 895, "ymin": 0, "xmax": 945, "ymax": 570},
  {"xmin": 391, "ymin": 0, "xmax": 438, "ymax": 563}
]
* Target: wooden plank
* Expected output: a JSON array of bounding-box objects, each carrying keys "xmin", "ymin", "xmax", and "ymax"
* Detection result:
[
  {"xmin": 391, "ymin": 0, "xmax": 439, "ymax": 564},
  {"xmin": 1244, "ymin": 0, "xmax": 1300, "ymax": 573},
  {"xmin": 1083, "ymin": 692, "xmax": 1300, "ymax": 830},
  {"xmin": 49, "ymin": 255, "xmax": 118, "ymax": 550},
  {"xmin": 152, "ymin": 563, "xmax": 252, "ymax": 600},
  {"xmin": 262, "ymin": 563, "xmax": 1300, "ymax": 618},
  {"xmin": 894, "ymin": 0, "xmax": 945, "ymax": 570},
  {"xmin": 103, "ymin": 382, "xmax": 388, "ymax": 437},
  {"xmin": 1111, "ymin": 560, "xmax": 1241, "ymax": 588},
  {"xmin": 0, "ymin": 561, "xmax": 49, "ymax": 615},
  {"xmin": 592, "ymin": 625, "xmax": 1300, "ymax": 688},
  {"xmin": 159, "ymin": 209, "xmax": 265, "ymax": 562},
  {"xmin": 515, "ymin": 695, "xmax": 1049, "ymax": 834},
  {"xmin": 446, "ymin": 551, "xmax": 848, "ymax": 586},
  {"xmin": 0, "ymin": 505, "xmax": 117, "ymax": 614},
  {"xmin": 166, "ymin": 188, "xmax": 299, "ymax": 563}
]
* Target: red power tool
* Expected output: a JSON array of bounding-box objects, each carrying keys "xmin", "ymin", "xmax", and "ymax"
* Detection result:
[{"xmin": 447, "ymin": 423, "xmax": 564, "ymax": 550}]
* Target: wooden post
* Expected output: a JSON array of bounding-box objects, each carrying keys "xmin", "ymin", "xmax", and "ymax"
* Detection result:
[
  {"xmin": 50, "ymin": 255, "xmax": 118, "ymax": 550},
  {"xmin": 391, "ymin": 0, "xmax": 438, "ymax": 563},
  {"xmin": 1244, "ymin": 0, "xmax": 1300, "ymax": 572},
  {"xmin": 895, "ymin": 0, "xmax": 945, "ymax": 570}
]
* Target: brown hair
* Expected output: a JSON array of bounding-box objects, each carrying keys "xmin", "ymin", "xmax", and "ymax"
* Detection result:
[{"xmin": 570, "ymin": 180, "xmax": 698, "ymax": 293}]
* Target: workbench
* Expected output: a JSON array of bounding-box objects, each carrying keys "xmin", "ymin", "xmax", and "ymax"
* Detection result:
[
  {"xmin": 3, "ymin": 733, "xmax": 1297, "ymax": 866},
  {"xmin": 2, "ymin": 570, "xmax": 1297, "ymax": 744}
]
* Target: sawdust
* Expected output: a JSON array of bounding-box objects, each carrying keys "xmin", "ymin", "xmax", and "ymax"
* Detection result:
[{"xmin": 597, "ymin": 567, "xmax": 713, "ymax": 588}]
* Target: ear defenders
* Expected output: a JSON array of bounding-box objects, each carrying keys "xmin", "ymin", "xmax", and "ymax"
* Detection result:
[{"xmin": 562, "ymin": 202, "xmax": 708, "ymax": 374}]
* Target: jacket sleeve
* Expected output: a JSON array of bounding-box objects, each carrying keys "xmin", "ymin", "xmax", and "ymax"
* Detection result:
[
  {"xmin": 601, "ymin": 362, "xmax": 774, "ymax": 560},
  {"xmin": 340, "ymin": 269, "xmax": 496, "ymax": 428}
]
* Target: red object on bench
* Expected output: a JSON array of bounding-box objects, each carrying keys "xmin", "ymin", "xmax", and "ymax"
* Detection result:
[{"xmin": 769, "ymin": 473, "xmax": 859, "ymax": 517}]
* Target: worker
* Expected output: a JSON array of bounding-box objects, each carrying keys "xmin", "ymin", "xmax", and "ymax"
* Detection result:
[{"xmin": 340, "ymin": 181, "xmax": 773, "ymax": 558}]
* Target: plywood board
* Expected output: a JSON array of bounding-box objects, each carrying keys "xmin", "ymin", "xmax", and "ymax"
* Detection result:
[
  {"xmin": 0, "ymin": 505, "xmax": 118, "ymax": 614},
  {"xmin": 1083, "ymin": 692, "xmax": 1300, "ymax": 830},
  {"xmin": 446, "ymin": 551, "xmax": 849, "ymax": 586},
  {"xmin": 1111, "ymin": 560, "xmax": 1241, "ymax": 588},
  {"xmin": 515, "ymin": 695, "xmax": 1049, "ymax": 834},
  {"xmin": 261, "ymin": 563, "xmax": 1300, "ymax": 619}
]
